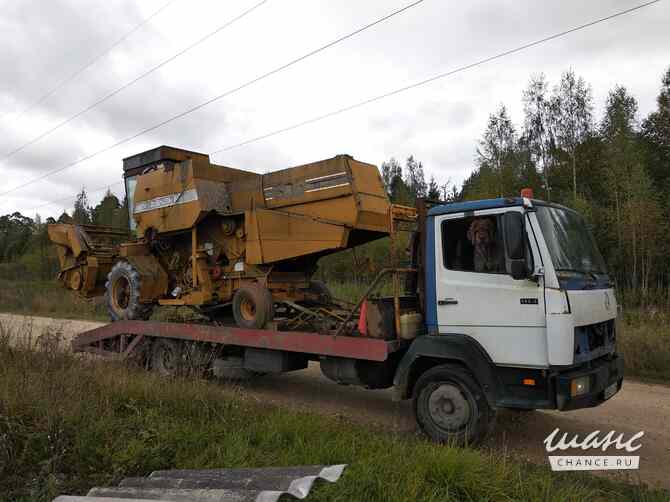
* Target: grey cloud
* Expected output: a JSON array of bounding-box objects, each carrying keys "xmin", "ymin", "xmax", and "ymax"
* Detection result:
[{"xmin": 0, "ymin": 0, "xmax": 144, "ymax": 111}]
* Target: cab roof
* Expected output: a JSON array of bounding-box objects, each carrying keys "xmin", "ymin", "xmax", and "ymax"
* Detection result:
[{"xmin": 427, "ymin": 197, "xmax": 525, "ymax": 216}]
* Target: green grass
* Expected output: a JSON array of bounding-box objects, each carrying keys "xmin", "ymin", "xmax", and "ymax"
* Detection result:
[
  {"xmin": 0, "ymin": 322, "xmax": 666, "ymax": 502},
  {"xmin": 617, "ymin": 309, "xmax": 670, "ymax": 383},
  {"xmin": 0, "ymin": 279, "xmax": 108, "ymax": 321}
]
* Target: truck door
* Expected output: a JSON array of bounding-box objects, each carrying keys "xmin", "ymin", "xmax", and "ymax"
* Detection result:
[{"xmin": 434, "ymin": 208, "xmax": 547, "ymax": 367}]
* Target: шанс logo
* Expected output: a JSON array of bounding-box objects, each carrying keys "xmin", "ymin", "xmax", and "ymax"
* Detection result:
[{"xmin": 543, "ymin": 428, "xmax": 643, "ymax": 471}]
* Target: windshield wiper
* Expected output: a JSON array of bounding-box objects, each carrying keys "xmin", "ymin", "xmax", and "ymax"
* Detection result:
[
  {"xmin": 555, "ymin": 268, "xmax": 597, "ymax": 278},
  {"xmin": 555, "ymin": 268, "xmax": 610, "ymax": 287}
]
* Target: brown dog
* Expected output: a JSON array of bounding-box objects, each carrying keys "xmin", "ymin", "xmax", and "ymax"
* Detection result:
[{"xmin": 467, "ymin": 218, "xmax": 500, "ymax": 273}]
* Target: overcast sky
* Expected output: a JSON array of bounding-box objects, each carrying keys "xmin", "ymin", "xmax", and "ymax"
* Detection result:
[{"xmin": 0, "ymin": 0, "xmax": 668, "ymax": 218}]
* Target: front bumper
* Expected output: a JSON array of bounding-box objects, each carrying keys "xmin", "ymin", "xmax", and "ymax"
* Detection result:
[{"xmin": 555, "ymin": 353, "xmax": 624, "ymax": 410}]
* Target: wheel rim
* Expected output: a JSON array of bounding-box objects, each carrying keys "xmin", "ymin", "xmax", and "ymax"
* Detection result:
[
  {"xmin": 112, "ymin": 276, "xmax": 131, "ymax": 310},
  {"xmin": 240, "ymin": 297, "xmax": 256, "ymax": 321},
  {"xmin": 427, "ymin": 383, "xmax": 471, "ymax": 431}
]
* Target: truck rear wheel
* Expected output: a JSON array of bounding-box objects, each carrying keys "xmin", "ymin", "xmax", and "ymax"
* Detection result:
[
  {"xmin": 105, "ymin": 261, "xmax": 154, "ymax": 321},
  {"xmin": 212, "ymin": 356, "xmax": 259, "ymax": 381},
  {"xmin": 150, "ymin": 339, "xmax": 183, "ymax": 376},
  {"xmin": 413, "ymin": 364, "xmax": 494, "ymax": 445},
  {"xmin": 232, "ymin": 284, "xmax": 274, "ymax": 329}
]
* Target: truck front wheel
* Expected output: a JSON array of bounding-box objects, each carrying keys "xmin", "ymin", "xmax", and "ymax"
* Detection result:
[{"xmin": 413, "ymin": 364, "xmax": 494, "ymax": 445}]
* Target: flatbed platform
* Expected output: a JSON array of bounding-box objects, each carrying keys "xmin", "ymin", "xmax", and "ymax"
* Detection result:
[{"xmin": 73, "ymin": 320, "xmax": 407, "ymax": 362}]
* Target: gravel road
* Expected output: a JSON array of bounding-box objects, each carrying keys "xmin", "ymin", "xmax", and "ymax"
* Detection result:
[{"xmin": 1, "ymin": 312, "xmax": 667, "ymax": 490}]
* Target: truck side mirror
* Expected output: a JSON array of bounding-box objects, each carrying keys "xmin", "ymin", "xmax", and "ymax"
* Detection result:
[{"xmin": 503, "ymin": 212, "xmax": 528, "ymax": 280}]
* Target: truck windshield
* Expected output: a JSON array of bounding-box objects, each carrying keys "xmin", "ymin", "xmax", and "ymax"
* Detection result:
[{"xmin": 535, "ymin": 205, "xmax": 609, "ymax": 286}]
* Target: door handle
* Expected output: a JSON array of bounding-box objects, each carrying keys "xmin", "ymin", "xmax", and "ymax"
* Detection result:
[{"xmin": 438, "ymin": 298, "xmax": 458, "ymax": 306}]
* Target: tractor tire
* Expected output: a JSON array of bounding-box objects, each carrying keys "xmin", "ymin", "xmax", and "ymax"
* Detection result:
[
  {"xmin": 150, "ymin": 339, "xmax": 183, "ymax": 377},
  {"xmin": 232, "ymin": 283, "xmax": 274, "ymax": 329},
  {"xmin": 307, "ymin": 280, "xmax": 333, "ymax": 305},
  {"xmin": 105, "ymin": 261, "xmax": 154, "ymax": 321},
  {"xmin": 413, "ymin": 364, "xmax": 495, "ymax": 446}
]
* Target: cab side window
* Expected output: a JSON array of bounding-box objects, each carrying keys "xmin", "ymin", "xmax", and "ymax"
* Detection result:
[{"xmin": 441, "ymin": 216, "xmax": 505, "ymax": 274}]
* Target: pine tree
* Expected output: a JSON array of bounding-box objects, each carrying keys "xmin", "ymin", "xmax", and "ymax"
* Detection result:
[
  {"xmin": 475, "ymin": 104, "xmax": 517, "ymax": 198},
  {"xmin": 72, "ymin": 188, "xmax": 91, "ymax": 225},
  {"xmin": 404, "ymin": 155, "xmax": 427, "ymax": 200},
  {"xmin": 92, "ymin": 189, "xmax": 121, "ymax": 227},
  {"xmin": 427, "ymin": 175, "xmax": 441, "ymax": 200}
]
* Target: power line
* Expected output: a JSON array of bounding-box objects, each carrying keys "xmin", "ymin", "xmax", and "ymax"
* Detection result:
[
  {"xmin": 210, "ymin": 0, "xmax": 662, "ymax": 156},
  {"xmin": 0, "ymin": 0, "xmax": 426, "ymax": 199},
  {"xmin": 32, "ymin": 181, "xmax": 124, "ymax": 214},
  {"xmin": 0, "ymin": 0, "xmax": 270, "ymax": 162},
  {"xmin": 0, "ymin": 0, "xmax": 178, "ymax": 124},
  {"xmin": 18, "ymin": 0, "xmax": 662, "ymax": 216}
]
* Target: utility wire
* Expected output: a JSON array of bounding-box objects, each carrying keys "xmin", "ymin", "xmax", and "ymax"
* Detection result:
[
  {"xmin": 33, "ymin": 181, "xmax": 124, "ymax": 213},
  {"xmin": 210, "ymin": 0, "xmax": 662, "ymax": 155},
  {"xmin": 0, "ymin": 0, "xmax": 270, "ymax": 162},
  {"xmin": 0, "ymin": 0, "xmax": 426, "ymax": 199},
  {"xmin": 0, "ymin": 0, "xmax": 178, "ymax": 124},
  {"xmin": 18, "ymin": 0, "xmax": 661, "ymax": 215}
]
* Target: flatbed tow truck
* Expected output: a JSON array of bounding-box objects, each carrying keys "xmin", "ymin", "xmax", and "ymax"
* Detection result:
[{"xmin": 53, "ymin": 147, "xmax": 624, "ymax": 444}]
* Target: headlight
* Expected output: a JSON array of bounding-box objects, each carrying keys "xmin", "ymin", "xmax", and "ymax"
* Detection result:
[{"xmin": 570, "ymin": 376, "xmax": 590, "ymax": 397}]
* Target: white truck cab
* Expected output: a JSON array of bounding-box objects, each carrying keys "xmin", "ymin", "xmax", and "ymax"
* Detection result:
[{"xmin": 394, "ymin": 194, "xmax": 623, "ymax": 443}]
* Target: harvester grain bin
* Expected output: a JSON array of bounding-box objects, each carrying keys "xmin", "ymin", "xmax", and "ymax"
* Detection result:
[{"xmin": 48, "ymin": 146, "xmax": 415, "ymax": 328}]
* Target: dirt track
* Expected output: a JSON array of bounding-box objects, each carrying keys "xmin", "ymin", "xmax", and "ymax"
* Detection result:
[{"xmin": 1, "ymin": 312, "xmax": 668, "ymax": 490}]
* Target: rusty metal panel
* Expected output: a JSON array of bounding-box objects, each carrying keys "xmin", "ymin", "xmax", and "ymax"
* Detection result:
[
  {"xmin": 53, "ymin": 464, "xmax": 347, "ymax": 502},
  {"xmin": 72, "ymin": 321, "xmax": 401, "ymax": 361},
  {"xmin": 246, "ymin": 208, "xmax": 347, "ymax": 264}
]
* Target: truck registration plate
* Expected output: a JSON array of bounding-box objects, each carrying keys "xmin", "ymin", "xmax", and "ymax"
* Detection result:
[{"xmin": 603, "ymin": 382, "xmax": 618, "ymax": 400}]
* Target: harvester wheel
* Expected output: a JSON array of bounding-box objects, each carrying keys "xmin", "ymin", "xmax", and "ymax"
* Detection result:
[
  {"xmin": 307, "ymin": 280, "xmax": 333, "ymax": 305},
  {"xmin": 232, "ymin": 283, "xmax": 274, "ymax": 329},
  {"xmin": 105, "ymin": 261, "xmax": 154, "ymax": 321}
]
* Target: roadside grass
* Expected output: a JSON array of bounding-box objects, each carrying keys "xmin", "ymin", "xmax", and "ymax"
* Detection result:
[
  {"xmin": 0, "ymin": 279, "xmax": 108, "ymax": 321},
  {"xmin": 618, "ymin": 309, "xmax": 670, "ymax": 383},
  {"xmin": 0, "ymin": 322, "xmax": 666, "ymax": 502}
]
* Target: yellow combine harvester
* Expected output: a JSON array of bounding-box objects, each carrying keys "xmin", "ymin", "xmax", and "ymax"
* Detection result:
[{"xmin": 48, "ymin": 146, "xmax": 415, "ymax": 328}]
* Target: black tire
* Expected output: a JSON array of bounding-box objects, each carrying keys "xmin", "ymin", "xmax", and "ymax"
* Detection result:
[
  {"xmin": 105, "ymin": 261, "xmax": 154, "ymax": 321},
  {"xmin": 232, "ymin": 283, "xmax": 274, "ymax": 329},
  {"xmin": 307, "ymin": 280, "xmax": 333, "ymax": 305},
  {"xmin": 150, "ymin": 339, "xmax": 183, "ymax": 377},
  {"xmin": 413, "ymin": 364, "xmax": 494, "ymax": 446},
  {"xmin": 212, "ymin": 356, "xmax": 259, "ymax": 381}
]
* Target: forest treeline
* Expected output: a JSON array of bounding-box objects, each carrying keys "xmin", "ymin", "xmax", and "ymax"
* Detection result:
[
  {"xmin": 0, "ymin": 189, "xmax": 127, "ymax": 280},
  {"xmin": 461, "ymin": 67, "xmax": 670, "ymax": 303},
  {"xmin": 1, "ymin": 67, "xmax": 668, "ymax": 305}
]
